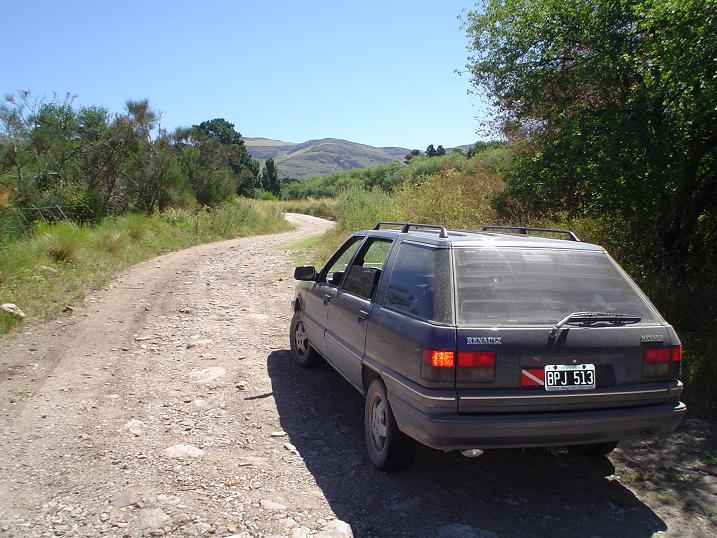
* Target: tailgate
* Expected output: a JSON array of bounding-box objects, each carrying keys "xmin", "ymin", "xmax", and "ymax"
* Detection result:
[{"xmin": 456, "ymin": 324, "xmax": 682, "ymax": 414}]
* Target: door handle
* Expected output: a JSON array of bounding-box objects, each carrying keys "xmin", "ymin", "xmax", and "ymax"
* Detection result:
[
  {"xmin": 323, "ymin": 293, "xmax": 334, "ymax": 305},
  {"xmin": 358, "ymin": 309, "xmax": 370, "ymax": 321}
]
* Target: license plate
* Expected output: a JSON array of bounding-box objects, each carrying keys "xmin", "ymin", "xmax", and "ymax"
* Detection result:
[{"xmin": 544, "ymin": 364, "xmax": 595, "ymax": 391}]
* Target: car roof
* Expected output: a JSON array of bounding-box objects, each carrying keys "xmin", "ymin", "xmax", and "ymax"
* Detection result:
[{"xmin": 355, "ymin": 228, "xmax": 605, "ymax": 251}]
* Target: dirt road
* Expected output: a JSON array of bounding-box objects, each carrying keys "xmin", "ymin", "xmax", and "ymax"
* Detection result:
[{"xmin": 0, "ymin": 213, "xmax": 714, "ymax": 538}]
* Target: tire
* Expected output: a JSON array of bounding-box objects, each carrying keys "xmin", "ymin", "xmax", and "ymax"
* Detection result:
[
  {"xmin": 364, "ymin": 379, "xmax": 416, "ymax": 471},
  {"xmin": 570, "ymin": 441, "xmax": 619, "ymax": 457},
  {"xmin": 289, "ymin": 312, "xmax": 321, "ymax": 367}
]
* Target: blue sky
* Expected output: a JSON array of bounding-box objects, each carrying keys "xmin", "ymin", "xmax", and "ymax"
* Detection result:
[{"xmin": 4, "ymin": 1, "xmax": 484, "ymax": 149}]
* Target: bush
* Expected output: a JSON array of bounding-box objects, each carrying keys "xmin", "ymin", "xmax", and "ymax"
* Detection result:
[
  {"xmin": 36, "ymin": 221, "xmax": 84, "ymax": 263},
  {"xmin": 336, "ymin": 186, "xmax": 398, "ymax": 232}
]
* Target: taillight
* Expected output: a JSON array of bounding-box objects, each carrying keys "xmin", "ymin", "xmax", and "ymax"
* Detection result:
[
  {"xmin": 644, "ymin": 347, "xmax": 671, "ymax": 364},
  {"xmin": 457, "ymin": 351, "xmax": 496, "ymax": 382},
  {"xmin": 423, "ymin": 349, "xmax": 455, "ymax": 368},
  {"xmin": 421, "ymin": 349, "xmax": 455, "ymax": 382},
  {"xmin": 421, "ymin": 349, "xmax": 498, "ymax": 382},
  {"xmin": 643, "ymin": 345, "xmax": 681, "ymax": 377},
  {"xmin": 458, "ymin": 351, "xmax": 496, "ymax": 368}
]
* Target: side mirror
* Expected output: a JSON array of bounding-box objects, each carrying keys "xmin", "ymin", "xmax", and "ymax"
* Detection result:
[{"xmin": 294, "ymin": 266, "xmax": 317, "ymax": 281}]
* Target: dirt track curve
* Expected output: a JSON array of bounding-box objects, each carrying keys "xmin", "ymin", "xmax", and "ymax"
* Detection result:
[{"xmin": 0, "ymin": 212, "xmax": 714, "ymax": 538}]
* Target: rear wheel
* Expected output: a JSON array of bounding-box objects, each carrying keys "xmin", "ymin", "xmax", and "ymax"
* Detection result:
[
  {"xmin": 364, "ymin": 380, "xmax": 416, "ymax": 471},
  {"xmin": 290, "ymin": 312, "xmax": 320, "ymax": 367},
  {"xmin": 570, "ymin": 441, "xmax": 619, "ymax": 457}
]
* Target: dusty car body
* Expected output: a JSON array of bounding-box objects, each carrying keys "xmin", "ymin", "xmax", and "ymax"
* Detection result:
[{"xmin": 290, "ymin": 223, "xmax": 686, "ymax": 470}]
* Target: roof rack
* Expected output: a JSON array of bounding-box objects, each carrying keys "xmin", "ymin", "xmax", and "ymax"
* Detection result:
[
  {"xmin": 481, "ymin": 225, "xmax": 580, "ymax": 242},
  {"xmin": 373, "ymin": 222, "xmax": 449, "ymax": 239}
]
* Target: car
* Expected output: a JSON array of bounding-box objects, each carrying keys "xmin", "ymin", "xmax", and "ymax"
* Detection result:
[{"xmin": 290, "ymin": 222, "xmax": 686, "ymax": 470}]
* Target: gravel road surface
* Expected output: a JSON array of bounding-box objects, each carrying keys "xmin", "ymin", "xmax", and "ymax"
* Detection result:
[{"xmin": 0, "ymin": 212, "xmax": 714, "ymax": 538}]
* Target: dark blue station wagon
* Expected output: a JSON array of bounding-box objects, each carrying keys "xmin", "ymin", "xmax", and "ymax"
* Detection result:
[{"xmin": 290, "ymin": 223, "xmax": 686, "ymax": 470}]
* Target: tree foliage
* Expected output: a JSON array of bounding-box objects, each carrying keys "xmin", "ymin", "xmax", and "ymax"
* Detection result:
[
  {"xmin": 260, "ymin": 157, "xmax": 282, "ymax": 197},
  {"xmin": 0, "ymin": 93, "xmax": 262, "ymax": 235},
  {"xmin": 404, "ymin": 149, "xmax": 422, "ymax": 164},
  {"xmin": 466, "ymin": 0, "xmax": 717, "ymax": 275}
]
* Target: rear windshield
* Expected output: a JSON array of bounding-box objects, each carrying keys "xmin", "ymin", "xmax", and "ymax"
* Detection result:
[{"xmin": 454, "ymin": 248, "xmax": 657, "ymax": 325}]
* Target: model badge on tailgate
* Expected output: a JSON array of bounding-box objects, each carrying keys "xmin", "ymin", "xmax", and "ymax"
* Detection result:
[
  {"xmin": 467, "ymin": 336, "xmax": 502, "ymax": 345},
  {"xmin": 640, "ymin": 335, "xmax": 664, "ymax": 343}
]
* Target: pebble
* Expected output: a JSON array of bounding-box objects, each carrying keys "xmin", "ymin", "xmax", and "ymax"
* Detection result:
[
  {"xmin": 315, "ymin": 519, "xmax": 354, "ymax": 538},
  {"xmin": 189, "ymin": 367, "xmax": 226, "ymax": 384},
  {"xmin": 260, "ymin": 500, "xmax": 287, "ymax": 511},
  {"xmin": 162, "ymin": 444, "xmax": 205, "ymax": 458},
  {"xmin": 2, "ymin": 303, "xmax": 26, "ymax": 319},
  {"xmin": 108, "ymin": 490, "xmax": 140, "ymax": 508},
  {"xmin": 137, "ymin": 508, "xmax": 171, "ymax": 531},
  {"xmin": 186, "ymin": 338, "xmax": 213, "ymax": 349},
  {"xmin": 172, "ymin": 513, "xmax": 191, "ymax": 526},
  {"xmin": 122, "ymin": 419, "xmax": 146, "ymax": 437}
]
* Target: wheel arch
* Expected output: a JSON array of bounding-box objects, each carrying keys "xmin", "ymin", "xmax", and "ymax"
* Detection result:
[
  {"xmin": 292, "ymin": 293, "xmax": 304, "ymax": 313},
  {"xmin": 362, "ymin": 363, "xmax": 382, "ymax": 396}
]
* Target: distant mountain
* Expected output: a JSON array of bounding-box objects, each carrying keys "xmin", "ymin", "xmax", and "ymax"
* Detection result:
[{"xmin": 243, "ymin": 137, "xmax": 410, "ymax": 179}]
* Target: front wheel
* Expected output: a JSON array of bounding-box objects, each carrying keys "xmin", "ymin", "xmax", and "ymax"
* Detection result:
[
  {"xmin": 570, "ymin": 441, "xmax": 619, "ymax": 457},
  {"xmin": 364, "ymin": 380, "xmax": 416, "ymax": 471},
  {"xmin": 289, "ymin": 312, "xmax": 320, "ymax": 367}
]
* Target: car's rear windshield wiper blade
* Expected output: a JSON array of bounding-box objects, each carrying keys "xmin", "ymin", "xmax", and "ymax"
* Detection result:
[{"xmin": 548, "ymin": 312, "xmax": 642, "ymax": 338}]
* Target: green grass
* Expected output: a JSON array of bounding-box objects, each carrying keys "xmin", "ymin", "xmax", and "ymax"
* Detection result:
[{"xmin": 0, "ymin": 198, "xmax": 289, "ymax": 337}]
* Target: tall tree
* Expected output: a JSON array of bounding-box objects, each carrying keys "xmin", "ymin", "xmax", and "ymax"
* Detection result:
[
  {"xmin": 260, "ymin": 157, "xmax": 281, "ymax": 197},
  {"xmin": 425, "ymin": 144, "xmax": 437, "ymax": 157},
  {"xmin": 404, "ymin": 149, "xmax": 421, "ymax": 163},
  {"xmin": 466, "ymin": 0, "xmax": 717, "ymax": 273},
  {"xmin": 195, "ymin": 118, "xmax": 260, "ymax": 195}
]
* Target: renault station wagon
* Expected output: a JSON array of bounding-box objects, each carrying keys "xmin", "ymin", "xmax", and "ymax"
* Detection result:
[{"xmin": 290, "ymin": 223, "xmax": 686, "ymax": 470}]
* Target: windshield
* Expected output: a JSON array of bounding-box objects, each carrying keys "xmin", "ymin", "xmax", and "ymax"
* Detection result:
[{"xmin": 454, "ymin": 248, "xmax": 657, "ymax": 325}]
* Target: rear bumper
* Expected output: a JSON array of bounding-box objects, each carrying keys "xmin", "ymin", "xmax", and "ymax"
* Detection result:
[{"xmin": 383, "ymin": 372, "xmax": 686, "ymax": 451}]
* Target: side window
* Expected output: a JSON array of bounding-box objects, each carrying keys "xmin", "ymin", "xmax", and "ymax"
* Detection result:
[
  {"xmin": 323, "ymin": 236, "xmax": 363, "ymax": 285},
  {"xmin": 385, "ymin": 243, "xmax": 452, "ymax": 323},
  {"xmin": 342, "ymin": 239, "xmax": 392, "ymax": 300}
]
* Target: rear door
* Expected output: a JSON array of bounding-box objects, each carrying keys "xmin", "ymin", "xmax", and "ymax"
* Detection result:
[
  {"xmin": 324, "ymin": 238, "xmax": 393, "ymax": 389},
  {"xmin": 452, "ymin": 247, "xmax": 680, "ymax": 413}
]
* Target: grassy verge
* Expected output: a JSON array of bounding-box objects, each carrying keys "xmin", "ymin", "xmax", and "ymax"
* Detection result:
[{"xmin": 0, "ymin": 199, "xmax": 289, "ymax": 336}]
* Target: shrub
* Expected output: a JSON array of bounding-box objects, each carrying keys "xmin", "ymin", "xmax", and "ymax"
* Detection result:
[
  {"xmin": 120, "ymin": 213, "xmax": 149, "ymax": 241},
  {"xmin": 36, "ymin": 221, "xmax": 84, "ymax": 263}
]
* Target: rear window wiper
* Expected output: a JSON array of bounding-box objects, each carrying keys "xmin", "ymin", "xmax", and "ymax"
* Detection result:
[{"xmin": 548, "ymin": 312, "xmax": 642, "ymax": 339}]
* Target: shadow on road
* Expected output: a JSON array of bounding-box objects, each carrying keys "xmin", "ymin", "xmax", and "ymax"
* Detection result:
[{"xmin": 267, "ymin": 350, "xmax": 667, "ymax": 538}]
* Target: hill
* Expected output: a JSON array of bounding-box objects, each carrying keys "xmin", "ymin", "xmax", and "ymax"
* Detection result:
[{"xmin": 243, "ymin": 137, "xmax": 410, "ymax": 179}]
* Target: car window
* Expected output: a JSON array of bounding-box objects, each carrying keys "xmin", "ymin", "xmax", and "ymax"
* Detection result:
[
  {"xmin": 454, "ymin": 248, "xmax": 657, "ymax": 325},
  {"xmin": 342, "ymin": 239, "xmax": 392, "ymax": 300},
  {"xmin": 385, "ymin": 243, "xmax": 452, "ymax": 323},
  {"xmin": 324, "ymin": 236, "xmax": 363, "ymax": 285}
]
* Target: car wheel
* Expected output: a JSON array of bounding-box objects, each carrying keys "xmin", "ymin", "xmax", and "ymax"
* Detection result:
[
  {"xmin": 290, "ymin": 312, "xmax": 320, "ymax": 367},
  {"xmin": 570, "ymin": 441, "xmax": 619, "ymax": 457},
  {"xmin": 364, "ymin": 379, "xmax": 416, "ymax": 471}
]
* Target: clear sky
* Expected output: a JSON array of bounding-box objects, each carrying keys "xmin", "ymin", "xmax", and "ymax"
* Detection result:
[{"xmin": 4, "ymin": 0, "xmax": 484, "ymax": 149}]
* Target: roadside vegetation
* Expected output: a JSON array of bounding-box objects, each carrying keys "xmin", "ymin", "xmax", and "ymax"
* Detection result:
[
  {"xmin": 0, "ymin": 92, "xmax": 284, "ymax": 245},
  {"xmin": 282, "ymin": 0, "xmax": 716, "ymax": 410},
  {"xmin": 0, "ymin": 200, "xmax": 288, "ymax": 335},
  {"xmin": 0, "ymin": 93, "xmax": 294, "ymax": 337}
]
